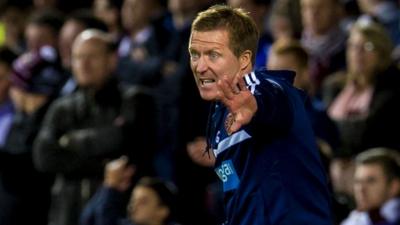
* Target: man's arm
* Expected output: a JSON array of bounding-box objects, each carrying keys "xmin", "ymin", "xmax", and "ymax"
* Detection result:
[
  {"xmin": 32, "ymin": 100, "xmax": 123, "ymax": 175},
  {"xmin": 80, "ymin": 157, "xmax": 135, "ymax": 225}
]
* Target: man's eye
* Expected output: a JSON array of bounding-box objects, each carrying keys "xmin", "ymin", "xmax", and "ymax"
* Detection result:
[
  {"xmin": 209, "ymin": 52, "xmax": 219, "ymax": 60},
  {"xmin": 190, "ymin": 52, "xmax": 200, "ymax": 61}
]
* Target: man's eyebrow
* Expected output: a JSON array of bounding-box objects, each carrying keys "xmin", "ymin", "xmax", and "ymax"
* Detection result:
[{"xmin": 188, "ymin": 47, "xmax": 197, "ymax": 53}]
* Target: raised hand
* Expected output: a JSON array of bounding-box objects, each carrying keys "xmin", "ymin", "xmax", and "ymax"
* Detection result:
[
  {"xmin": 104, "ymin": 156, "xmax": 136, "ymax": 192},
  {"xmin": 217, "ymin": 74, "xmax": 257, "ymax": 135}
]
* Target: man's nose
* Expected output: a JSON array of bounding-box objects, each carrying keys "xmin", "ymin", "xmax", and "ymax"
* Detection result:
[{"xmin": 196, "ymin": 56, "xmax": 208, "ymax": 73}]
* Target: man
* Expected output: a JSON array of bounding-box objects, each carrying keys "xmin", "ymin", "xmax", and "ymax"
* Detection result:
[
  {"xmin": 341, "ymin": 148, "xmax": 400, "ymax": 225},
  {"xmin": 33, "ymin": 29, "xmax": 157, "ymax": 225},
  {"xmin": 188, "ymin": 5, "xmax": 332, "ymax": 225}
]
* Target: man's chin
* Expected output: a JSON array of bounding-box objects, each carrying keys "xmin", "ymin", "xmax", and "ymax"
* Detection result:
[{"xmin": 199, "ymin": 92, "xmax": 216, "ymax": 101}]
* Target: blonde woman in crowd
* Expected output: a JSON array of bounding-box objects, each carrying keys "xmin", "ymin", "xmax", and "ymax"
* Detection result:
[{"xmin": 324, "ymin": 18, "xmax": 400, "ymax": 154}]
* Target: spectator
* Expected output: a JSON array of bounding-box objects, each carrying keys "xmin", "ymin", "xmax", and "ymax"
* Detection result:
[
  {"xmin": 0, "ymin": 1, "xmax": 30, "ymax": 53},
  {"xmin": 300, "ymin": 0, "xmax": 347, "ymax": 97},
  {"xmin": 116, "ymin": 0, "xmax": 167, "ymax": 87},
  {"xmin": 33, "ymin": 29, "xmax": 157, "ymax": 225},
  {"xmin": 341, "ymin": 147, "xmax": 400, "ymax": 225},
  {"xmin": 81, "ymin": 157, "xmax": 179, "ymax": 225},
  {"xmin": 58, "ymin": 9, "xmax": 108, "ymax": 96},
  {"xmin": 268, "ymin": 0, "xmax": 303, "ymax": 42},
  {"xmin": 324, "ymin": 18, "xmax": 400, "ymax": 154},
  {"xmin": 93, "ymin": 0, "xmax": 123, "ymax": 42},
  {"xmin": 267, "ymin": 39, "xmax": 340, "ymax": 151},
  {"xmin": 0, "ymin": 10, "xmax": 65, "ymax": 225}
]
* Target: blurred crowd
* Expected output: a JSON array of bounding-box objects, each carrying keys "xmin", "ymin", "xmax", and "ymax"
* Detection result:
[{"xmin": 0, "ymin": 0, "xmax": 399, "ymax": 225}]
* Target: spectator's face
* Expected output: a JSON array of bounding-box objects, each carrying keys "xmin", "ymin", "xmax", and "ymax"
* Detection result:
[
  {"xmin": 121, "ymin": 0, "xmax": 151, "ymax": 32},
  {"xmin": 354, "ymin": 164, "xmax": 392, "ymax": 211},
  {"xmin": 94, "ymin": 0, "xmax": 118, "ymax": 29},
  {"xmin": 59, "ymin": 20, "xmax": 85, "ymax": 69},
  {"xmin": 189, "ymin": 29, "xmax": 245, "ymax": 101},
  {"xmin": 1, "ymin": 7, "xmax": 26, "ymax": 45},
  {"xmin": 9, "ymin": 87, "xmax": 48, "ymax": 114},
  {"xmin": 128, "ymin": 186, "xmax": 168, "ymax": 224},
  {"xmin": 71, "ymin": 38, "xmax": 116, "ymax": 88},
  {"xmin": 301, "ymin": 0, "xmax": 339, "ymax": 36},
  {"xmin": 269, "ymin": 15, "xmax": 293, "ymax": 41},
  {"xmin": 267, "ymin": 52, "xmax": 309, "ymax": 90},
  {"xmin": 25, "ymin": 24, "xmax": 57, "ymax": 51},
  {"xmin": 347, "ymin": 30, "xmax": 378, "ymax": 78}
]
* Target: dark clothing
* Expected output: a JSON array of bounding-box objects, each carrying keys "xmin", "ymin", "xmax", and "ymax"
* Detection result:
[
  {"xmin": 0, "ymin": 104, "xmax": 55, "ymax": 225},
  {"xmin": 0, "ymin": 46, "xmax": 65, "ymax": 225},
  {"xmin": 33, "ymin": 77, "xmax": 157, "ymax": 225},
  {"xmin": 305, "ymin": 97, "xmax": 340, "ymax": 150},
  {"xmin": 324, "ymin": 65, "xmax": 400, "ymax": 154},
  {"xmin": 301, "ymin": 26, "xmax": 347, "ymax": 97},
  {"xmin": 155, "ymin": 18, "xmax": 217, "ymax": 225},
  {"xmin": 80, "ymin": 186, "xmax": 180, "ymax": 225},
  {"xmin": 208, "ymin": 69, "xmax": 332, "ymax": 225},
  {"xmin": 117, "ymin": 30, "xmax": 164, "ymax": 87},
  {"xmin": 0, "ymin": 100, "xmax": 14, "ymax": 148}
]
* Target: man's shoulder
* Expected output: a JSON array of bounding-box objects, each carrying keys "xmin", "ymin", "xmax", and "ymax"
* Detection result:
[
  {"xmin": 254, "ymin": 69, "xmax": 296, "ymax": 84},
  {"xmin": 47, "ymin": 91, "xmax": 84, "ymax": 112}
]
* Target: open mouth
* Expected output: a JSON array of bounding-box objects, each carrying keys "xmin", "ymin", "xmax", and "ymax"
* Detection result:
[{"xmin": 200, "ymin": 79, "xmax": 216, "ymax": 86}]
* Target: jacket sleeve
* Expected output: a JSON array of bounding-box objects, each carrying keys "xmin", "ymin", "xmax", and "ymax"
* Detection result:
[
  {"xmin": 32, "ymin": 99, "xmax": 109, "ymax": 174},
  {"xmin": 33, "ymin": 88, "xmax": 157, "ymax": 177}
]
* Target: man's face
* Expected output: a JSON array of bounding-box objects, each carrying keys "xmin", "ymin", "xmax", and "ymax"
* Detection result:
[
  {"xmin": 128, "ymin": 186, "xmax": 166, "ymax": 224},
  {"xmin": 71, "ymin": 38, "xmax": 116, "ymax": 88},
  {"xmin": 189, "ymin": 29, "xmax": 242, "ymax": 101},
  {"xmin": 354, "ymin": 164, "xmax": 392, "ymax": 211}
]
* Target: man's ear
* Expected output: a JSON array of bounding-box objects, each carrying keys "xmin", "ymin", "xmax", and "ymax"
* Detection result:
[{"xmin": 239, "ymin": 50, "xmax": 252, "ymax": 71}]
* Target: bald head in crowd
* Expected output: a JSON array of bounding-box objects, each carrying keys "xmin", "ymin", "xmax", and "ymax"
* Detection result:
[{"xmin": 71, "ymin": 29, "xmax": 117, "ymax": 89}]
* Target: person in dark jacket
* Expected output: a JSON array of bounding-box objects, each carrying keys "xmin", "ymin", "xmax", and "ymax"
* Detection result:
[
  {"xmin": 188, "ymin": 5, "xmax": 332, "ymax": 225},
  {"xmin": 81, "ymin": 157, "xmax": 179, "ymax": 225},
  {"xmin": 0, "ymin": 10, "xmax": 65, "ymax": 225},
  {"xmin": 33, "ymin": 29, "xmax": 157, "ymax": 225}
]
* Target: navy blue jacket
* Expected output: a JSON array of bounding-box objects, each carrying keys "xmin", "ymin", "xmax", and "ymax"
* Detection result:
[{"xmin": 208, "ymin": 69, "xmax": 332, "ymax": 225}]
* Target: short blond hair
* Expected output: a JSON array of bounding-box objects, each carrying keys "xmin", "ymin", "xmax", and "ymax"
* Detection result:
[{"xmin": 191, "ymin": 4, "xmax": 259, "ymax": 65}]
